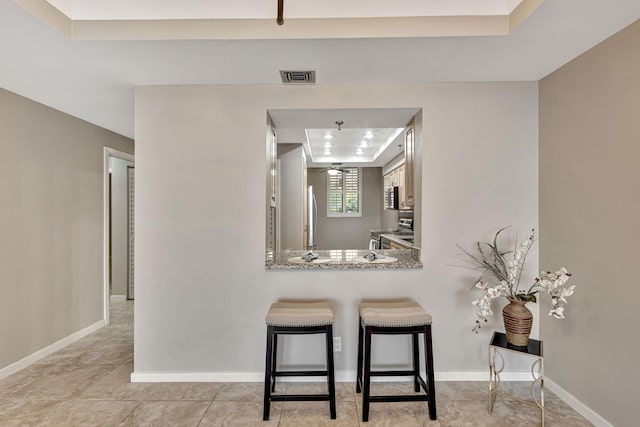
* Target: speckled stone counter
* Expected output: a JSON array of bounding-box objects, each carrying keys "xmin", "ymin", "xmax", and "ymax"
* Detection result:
[
  {"xmin": 265, "ymin": 249, "xmax": 422, "ymax": 270},
  {"xmin": 379, "ymin": 233, "xmax": 420, "ymax": 250}
]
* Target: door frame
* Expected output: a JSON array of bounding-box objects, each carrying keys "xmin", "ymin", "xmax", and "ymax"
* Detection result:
[{"xmin": 103, "ymin": 147, "xmax": 135, "ymax": 325}]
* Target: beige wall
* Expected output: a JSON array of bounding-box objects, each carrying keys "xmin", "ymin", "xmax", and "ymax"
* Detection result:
[
  {"xmin": 134, "ymin": 82, "xmax": 538, "ymax": 376},
  {"xmin": 0, "ymin": 88, "xmax": 133, "ymax": 371},
  {"xmin": 307, "ymin": 167, "xmax": 383, "ymax": 250},
  {"xmin": 539, "ymin": 20, "xmax": 640, "ymax": 427}
]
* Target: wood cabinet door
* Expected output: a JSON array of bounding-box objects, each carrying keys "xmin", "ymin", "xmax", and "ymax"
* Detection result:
[
  {"xmin": 404, "ymin": 124, "xmax": 415, "ymax": 207},
  {"xmin": 398, "ymin": 164, "xmax": 406, "ymax": 208},
  {"xmin": 390, "ymin": 241, "xmax": 406, "ymax": 249}
]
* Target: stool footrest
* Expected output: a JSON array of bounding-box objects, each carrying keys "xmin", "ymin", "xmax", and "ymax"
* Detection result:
[
  {"xmin": 370, "ymin": 370, "xmax": 417, "ymax": 377},
  {"xmin": 270, "ymin": 394, "xmax": 330, "ymax": 402},
  {"xmin": 274, "ymin": 370, "xmax": 327, "ymax": 377},
  {"xmin": 369, "ymin": 395, "xmax": 429, "ymax": 403}
]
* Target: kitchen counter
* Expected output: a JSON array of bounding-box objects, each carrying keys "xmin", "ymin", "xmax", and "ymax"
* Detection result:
[
  {"xmin": 265, "ymin": 249, "xmax": 422, "ymax": 270},
  {"xmin": 379, "ymin": 233, "xmax": 419, "ymax": 250}
]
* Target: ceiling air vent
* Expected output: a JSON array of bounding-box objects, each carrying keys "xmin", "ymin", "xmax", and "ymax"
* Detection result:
[{"xmin": 280, "ymin": 70, "xmax": 316, "ymax": 84}]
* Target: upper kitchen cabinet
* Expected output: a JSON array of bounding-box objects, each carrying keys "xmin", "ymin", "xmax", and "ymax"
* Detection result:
[
  {"xmin": 404, "ymin": 119, "xmax": 415, "ymax": 208},
  {"xmin": 383, "ymin": 164, "xmax": 407, "ymax": 209}
]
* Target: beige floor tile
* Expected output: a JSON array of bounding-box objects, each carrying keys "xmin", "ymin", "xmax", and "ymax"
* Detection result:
[
  {"xmin": 0, "ymin": 399, "xmax": 59, "ymax": 426},
  {"xmin": 436, "ymin": 381, "xmax": 487, "ymax": 401},
  {"xmin": 81, "ymin": 364, "xmax": 150, "ymax": 401},
  {"xmin": 367, "ymin": 381, "xmax": 428, "ymax": 396},
  {"xmin": 496, "ymin": 381, "xmax": 560, "ymax": 403},
  {"xmin": 544, "ymin": 403, "xmax": 593, "ymax": 426},
  {"xmin": 438, "ymin": 399, "xmax": 538, "ymax": 427},
  {"xmin": 118, "ymin": 401, "xmax": 210, "ymax": 427},
  {"xmin": 0, "ymin": 364, "xmax": 115, "ymax": 400},
  {"xmin": 199, "ymin": 401, "xmax": 281, "ymax": 426},
  {"xmin": 279, "ymin": 401, "xmax": 359, "ymax": 427},
  {"xmin": 145, "ymin": 382, "xmax": 222, "ymax": 401},
  {"xmin": 355, "ymin": 395, "xmax": 437, "ymax": 427},
  {"xmin": 285, "ymin": 381, "xmax": 356, "ymax": 402},
  {"xmin": 32, "ymin": 400, "xmax": 139, "ymax": 426},
  {"xmin": 214, "ymin": 383, "xmax": 270, "ymax": 402}
]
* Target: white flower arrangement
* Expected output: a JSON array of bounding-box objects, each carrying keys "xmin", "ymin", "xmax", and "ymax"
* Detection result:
[{"xmin": 458, "ymin": 227, "xmax": 576, "ymax": 333}]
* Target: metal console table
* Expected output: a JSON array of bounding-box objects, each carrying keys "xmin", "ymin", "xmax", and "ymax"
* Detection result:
[{"xmin": 488, "ymin": 331, "xmax": 544, "ymax": 426}]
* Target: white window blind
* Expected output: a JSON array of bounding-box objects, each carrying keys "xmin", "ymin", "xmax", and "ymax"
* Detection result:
[{"xmin": 327, "ymin": 168, "xmax": 362, "ymax": 217}]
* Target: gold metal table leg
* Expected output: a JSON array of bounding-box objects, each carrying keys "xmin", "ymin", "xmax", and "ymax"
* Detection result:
[{"xmin": 488, "ymin": 346, "xmax": 504, "ymax": 413}]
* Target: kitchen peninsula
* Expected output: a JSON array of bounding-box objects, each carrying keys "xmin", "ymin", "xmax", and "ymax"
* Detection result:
[{"xmin": 265, "ymin": 248, "xmax": 421, "ymax": 270}]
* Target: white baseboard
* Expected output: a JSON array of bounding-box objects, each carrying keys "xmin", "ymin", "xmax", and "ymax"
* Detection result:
[
  {"xmin": 546, "ymin": 378, "xmax": 612, "ymax": 427},
  {"xmin": 110, "ymin": 295, "xmax": 127, "ymax": 302},
  {"xmin": 0, "ymin": 320, "xmax": 105, "ymax": 380},
  {"xmin": 131, "ymin": 370, "xmax": 531, "ymax": 383}
]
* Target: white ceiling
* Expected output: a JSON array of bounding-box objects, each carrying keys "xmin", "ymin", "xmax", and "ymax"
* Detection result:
[{"xmin": 1, "ymin": 0, "xmax": 639, "ymax": 139}]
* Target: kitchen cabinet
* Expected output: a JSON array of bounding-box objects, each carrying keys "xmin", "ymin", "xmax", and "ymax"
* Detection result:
[
  {"xmin": 384, "ymin": 164, "xmax": 408, "ymax": 209},
  {"xmin": 404, "ymin": 121, "xmax": 415, "ymax": 208},
  {"xmin": 389, "ymin": 241, "xmax": 406, "ymax": 250}
]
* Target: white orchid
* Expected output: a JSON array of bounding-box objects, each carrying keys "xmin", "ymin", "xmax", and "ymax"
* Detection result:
[
  {"xmin": 549, "ymin": 306, "xmax": 565, "ymax": 319},
  {"xmin": 459, "ymin": 227, "xmax": 576, "ymax": 333}
]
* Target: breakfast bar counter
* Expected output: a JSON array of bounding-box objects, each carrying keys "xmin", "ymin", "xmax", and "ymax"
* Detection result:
[{"xmin": 265, "ymin": 249, "xmax": 422, "ymax": 270}]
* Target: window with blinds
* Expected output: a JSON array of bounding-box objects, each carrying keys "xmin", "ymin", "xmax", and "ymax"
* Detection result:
[{"xmin": 327, "ymin": 168, "xmax": 362, "ymax": 217}]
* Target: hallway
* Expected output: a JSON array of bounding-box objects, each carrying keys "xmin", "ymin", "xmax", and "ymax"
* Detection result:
[{"xmin": 0, "ymin": 301, "xmax": 590, "ymax": 426}]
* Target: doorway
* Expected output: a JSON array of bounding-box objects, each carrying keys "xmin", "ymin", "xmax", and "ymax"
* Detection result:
[{"xmin": 104, "ymin": 147, "xmax": 135, "ymax": 325}]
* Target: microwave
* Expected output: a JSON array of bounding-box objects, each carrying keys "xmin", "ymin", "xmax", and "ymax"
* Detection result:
[{"xmin": 385, "ymin": 186, "xmax": 399, "ymax": 210}]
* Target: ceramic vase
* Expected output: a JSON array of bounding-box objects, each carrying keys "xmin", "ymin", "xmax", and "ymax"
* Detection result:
[{"xmin": 502, "ymin": 297, "xmax": 533, "ymax": 346}]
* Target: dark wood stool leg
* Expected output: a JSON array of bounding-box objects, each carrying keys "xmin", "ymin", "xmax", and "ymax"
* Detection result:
[
  {"xmin": 325, "ymin": 325, "xmax": 337, "ymax": 419},
  {"xmin": 424, "ymin": 325, "xmax": 437, "ymax": 420},
  {"xmin": 412, "ymin": 332, "xmax": 420, "ymax": 392},
  {"xmin": 263, "ymin": 325, "xmax": 274, "ymax": 421},
  {"xmin": 362, "ymin": 326, "xmax": 373, "ymax": 422},
  {"xmin": 356, "ymin": 317, "xmax": 364, "ymax": 393},
  {"xmin": 271, "ymin": 333, "xmax": 278, "ymax": 392}
]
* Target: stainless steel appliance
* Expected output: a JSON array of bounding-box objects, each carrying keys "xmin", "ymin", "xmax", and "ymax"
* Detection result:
[
  {"xmin": 385, "ymin": 186, "xmax": 399, "ymax": 210},
  {"xmin": 398, "ymin": 217, "xmax": 413, "ymax": 233}
]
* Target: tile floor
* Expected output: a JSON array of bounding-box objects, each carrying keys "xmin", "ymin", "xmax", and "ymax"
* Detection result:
[{"xmin": 0, "ymin": 301, "xmax": 592, "ymax": 426}]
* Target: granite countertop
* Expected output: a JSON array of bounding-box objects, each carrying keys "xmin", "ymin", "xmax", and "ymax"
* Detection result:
[
  {"xmin": 379, "ymin": 233, "xmax": 420, "ymax": 250},
  {"xmin": 265, "ymin": 249, "xmax": 422, "ymax": 270}
]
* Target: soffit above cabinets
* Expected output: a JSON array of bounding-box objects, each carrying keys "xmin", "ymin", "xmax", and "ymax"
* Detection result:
[{"xmin": 18, "ymin": 0, "xmax": 543, "ymax": 40}]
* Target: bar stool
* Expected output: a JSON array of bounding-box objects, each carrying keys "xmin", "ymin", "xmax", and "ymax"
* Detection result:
[
  {"xmin": 356, "ymin": 299, "xmax": 437, "ymax": 422},
  {"xmin": 263, "ymin": 300, "xmax": 337, "ymax": 421}
]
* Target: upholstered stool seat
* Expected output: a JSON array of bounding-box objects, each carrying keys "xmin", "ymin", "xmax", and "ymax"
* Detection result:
[
  {"xmin": 263, "ymin": 300, "xmax": 336, "ymax": 421},
  {"xmin": 359, "ymin": 300, "xmax": 432, "ymax": 327},
  {"xmin": 265, "ymin": 301, "xmax": 334, "ymax": 327},
  {"xmin": 356, "ymin": 299, "xmax": 437, "ymax": 422}
]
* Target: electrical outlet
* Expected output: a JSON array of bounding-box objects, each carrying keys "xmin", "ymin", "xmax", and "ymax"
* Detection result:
[{"xmin": 333, "ymin": 337, "xmax": 342, "ymax": 352}]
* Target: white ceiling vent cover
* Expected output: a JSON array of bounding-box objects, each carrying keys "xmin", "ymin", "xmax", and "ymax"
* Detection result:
[{"xmin": 280, "ymin": 70, "xmax": 316, "ymax": 84}]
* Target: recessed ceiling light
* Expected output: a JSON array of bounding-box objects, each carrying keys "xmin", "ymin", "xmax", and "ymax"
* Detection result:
[
  {"xmin": 324, "ymin": 150, "xmax": 331, "ymax": 155},
  {"xmin": 364, "ymin": 132, "xmax": 374, "ymax": 139},
  {"xmin": 323, "ymin": 142, "xmax": 332, "ymax": 148},
  {"xmin": 324, "ymin": 134, "xmax": 334, "ymax": 140},
  {"xmin": 356, "ymin": 149, "xmax": 363, "ymax": 155},
  {"xmin": 359, "ymin": 141, "xmax": 369, "ymax": 147}
]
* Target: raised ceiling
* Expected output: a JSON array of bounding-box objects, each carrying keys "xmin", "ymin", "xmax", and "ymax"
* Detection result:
[
  {"xmin": 2, "ymin": 0, "xmax": 639, "ymax": 138},
  {"xmin": 270, "ymin": 108, "xmax": 419, "ymax": 167},
  {"xmin": 46, "ymin": 0, "xmax": 527, "ymax": 20},
  {"xmin": 24, "ymin": 0, "xmax": 542, "ymax": 39}
]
